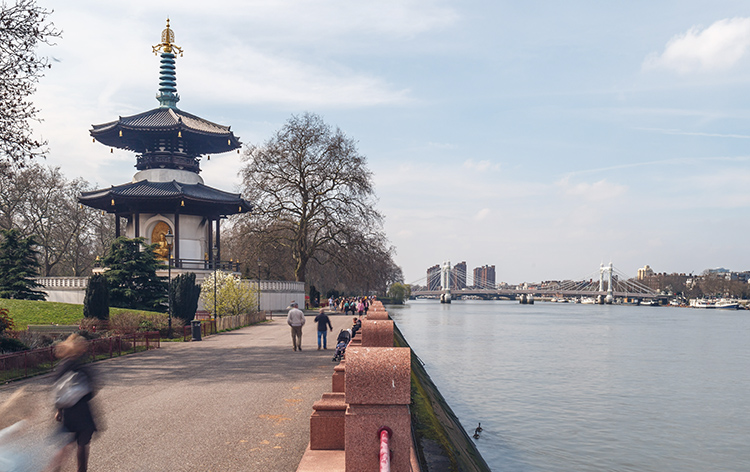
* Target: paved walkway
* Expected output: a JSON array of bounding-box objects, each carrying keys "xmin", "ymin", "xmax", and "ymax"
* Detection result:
[{"xmin": 0, "ymin": 313, "xmax": 352, "ymax": 471}]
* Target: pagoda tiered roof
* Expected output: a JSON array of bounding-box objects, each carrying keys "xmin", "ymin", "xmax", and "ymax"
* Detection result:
[
  {"xmin": 90, "ymin": 107, "xmax": 241, "ymax": 156},
  {"xmin": 79, "ymin": 180, "xmax": 252, "ymax": 217}
]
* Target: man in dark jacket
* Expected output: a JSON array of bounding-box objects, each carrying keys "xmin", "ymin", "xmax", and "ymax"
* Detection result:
[{"xmin": 314, "ymin": 308, "xmax": 333, "ymax": 350}]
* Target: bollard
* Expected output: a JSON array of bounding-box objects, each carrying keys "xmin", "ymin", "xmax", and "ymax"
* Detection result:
[
  {"xmin": 361, "ymin": 320, "xmax": 394, "ymax": 347},
  {"xmin": 309, "ymin": 392, "xmax": 348, "ymax": 450},
  {"xmin": 345, "ymin": 347, "xmax": 411, "ymax": 471}
]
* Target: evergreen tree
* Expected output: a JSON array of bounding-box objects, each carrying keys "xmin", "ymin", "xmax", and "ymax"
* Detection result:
[
  {"xmin": 0, "ymin": 229, "xmax": 45, "ymax": 300},
  {"xmin": 83, "ymin": 273, "xmax": 109, "ymax": 320},
  {"xmin": 101, "ymin": 237, "xmax": 167, "ymax": 312},
  {"xmin": 170, "ymin": 272, "xmax": 201, "ymax": 324}
]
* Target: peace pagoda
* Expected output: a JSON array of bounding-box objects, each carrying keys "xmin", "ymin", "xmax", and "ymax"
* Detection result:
[{"xmin": 79, "ymin": 20, "xmax": 251, "ymax": 275}]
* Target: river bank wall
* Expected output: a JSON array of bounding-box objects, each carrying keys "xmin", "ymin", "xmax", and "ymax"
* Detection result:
[{"xmin": 298, "ymin": 301, "xmax": 490, "ymax": 471}]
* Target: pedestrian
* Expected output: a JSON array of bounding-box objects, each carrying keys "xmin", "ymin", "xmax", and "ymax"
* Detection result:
[
  {"xmin": 357, "ymin": 299, "xmax": 365, "ymax": 317},
  {"xmin": 314, "ymin": 308, "xmax": 334, "ymax": 350},
  {"xmin": 286, "ymin": 301, "xmax": 306, "ymax": 351},
  {"xmin": 351, "ymin": 317, "xmax": 362, "ymax": 337},
  {"xmin": 49, "ymin": 334, "xmax": 99, "ymax": 472},
  {"xmin": 0, "ymin": 387, "xmax": 38, "ymax": 471}
]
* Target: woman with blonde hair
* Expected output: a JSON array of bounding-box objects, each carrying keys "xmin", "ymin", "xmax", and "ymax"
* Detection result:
[{"xmin": 49, "ymin": 334, "xmax": 98, "ymax": 472}]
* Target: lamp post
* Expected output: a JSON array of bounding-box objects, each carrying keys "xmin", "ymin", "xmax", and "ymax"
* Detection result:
[
  {"xmin": 164, "ymin": 230, "xmax": 174, "ymax": 338},
  {"xmin": 257, "ymin": 258, "xmax": 261, "ymax": 313},
  {"xmin": 212, "ymin": 245, "xmax": 219, "ymax": 323}
]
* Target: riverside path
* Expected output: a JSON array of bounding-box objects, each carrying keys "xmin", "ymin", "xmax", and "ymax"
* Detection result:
[{"xmin": 0, "ymin": 312, "xmax": 353, "ymax": 471}]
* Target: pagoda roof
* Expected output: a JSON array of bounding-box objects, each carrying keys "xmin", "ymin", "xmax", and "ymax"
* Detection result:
[
  {"xmin": 79, "ymin": 180, "xmax": 252, "ymax": 217},
  {"xmin": 90, "ymin": 107, "xmax": 241, "ymax": 155}
]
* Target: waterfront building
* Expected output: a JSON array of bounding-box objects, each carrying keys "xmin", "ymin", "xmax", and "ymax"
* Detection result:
[
  {"xmin": 473, "ymin": 265, "xmax": 496, "ymax": 289},
  {"xmin": 78, "ymin": 20, "xmax": 251, "ymax": 274},
  {"xmin": 637, "ymin": 264, "xmax": 654, "ymax": 281},
  {"xmin": 452, "ymin": 261, "xmax": 467, "ymax": 289},
  {"xmin": 426, "ymin": 264, "xmax": 441, "ymax": 291},
  {"xmin": 730, "ymin": 271, "xmax": 750, "ymax": 283}
]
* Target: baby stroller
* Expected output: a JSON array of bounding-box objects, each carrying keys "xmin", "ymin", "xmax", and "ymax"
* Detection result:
[{"xmin": 332, "ymin": 329, "xmax": 351, "ymax": 362}]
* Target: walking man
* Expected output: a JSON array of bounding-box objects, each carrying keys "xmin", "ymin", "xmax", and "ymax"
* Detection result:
[
  {"xmin": 287, "ymin": 301, "xmax": 305, "ymax": 351},
  {"xmin": 314, "ymin": 308, "xmax": 333, "ymax": 350}
]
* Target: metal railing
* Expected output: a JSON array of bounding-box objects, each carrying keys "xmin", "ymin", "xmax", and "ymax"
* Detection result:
[
  {"xmin": 0, "ymin": 332, "xmax": 160, "ymax": 383},
  {"xmin": 172, "ymin": 259, "xmax": 241, "ymax": 272},
  {"xmin": 94, "ymin": 258, "xmax": 241, "ymax": 272}
]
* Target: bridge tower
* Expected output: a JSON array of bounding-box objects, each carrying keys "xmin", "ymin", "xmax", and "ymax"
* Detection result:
[
  {"xmin": 598, "ymin": 263, "xmax": 614, "ymax": 304},
  {"xmin": 440, "ymin": 260, "xmax": 452, "ymax": 304}
]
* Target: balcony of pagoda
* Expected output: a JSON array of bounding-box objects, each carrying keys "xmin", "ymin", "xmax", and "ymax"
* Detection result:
[
  {"xmin": 136, "ymin": 152, "xmax": 200, "ymax": 172},
  {"xmin": 94, "ymin": 258, "xmax": 240, "ymax": 275}
]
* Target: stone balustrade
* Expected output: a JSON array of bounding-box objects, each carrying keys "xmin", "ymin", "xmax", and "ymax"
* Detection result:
[
  {"xmin": 299, "ymin": 300, "xmax": 420, "ymax": 471},
  {"xmin": 36, "ymin": 277, "xmax": 89, "ymax": 289}
]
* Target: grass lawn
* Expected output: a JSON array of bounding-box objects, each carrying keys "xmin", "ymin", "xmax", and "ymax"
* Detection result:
[{"xmin": 0, "ymin": 299, "xmax": 161, "ymax": 330}]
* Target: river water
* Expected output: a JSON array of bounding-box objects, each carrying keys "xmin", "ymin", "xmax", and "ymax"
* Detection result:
[{"xmin": 387, "ymin": 299, "xmax": 750, "ymax": 472}]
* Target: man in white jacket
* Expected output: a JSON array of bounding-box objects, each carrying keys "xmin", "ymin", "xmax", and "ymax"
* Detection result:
[{"xmin": 286, "ymin": 301, "xmax": 306, "ymax": 351}]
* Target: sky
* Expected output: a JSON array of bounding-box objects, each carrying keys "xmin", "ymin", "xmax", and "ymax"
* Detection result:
[{"xmin": 29, "ymin": 0, "xmax": 750, "ymax": 285}]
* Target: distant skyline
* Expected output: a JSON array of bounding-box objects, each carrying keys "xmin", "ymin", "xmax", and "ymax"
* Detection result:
[{"xmin": 31, "ymin": 1, "xmax": 750, "ymax": 284}]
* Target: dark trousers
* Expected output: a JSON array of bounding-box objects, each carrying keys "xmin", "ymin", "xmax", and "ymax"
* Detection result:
[{"xmin": 291, "ymin": 325, "xmax": 303, "ymax": 350}]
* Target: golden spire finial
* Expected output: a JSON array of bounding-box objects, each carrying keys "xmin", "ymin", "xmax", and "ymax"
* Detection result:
[{"xmin": 152, "ymin": 18, "xmax": 183, "ymax": 56}]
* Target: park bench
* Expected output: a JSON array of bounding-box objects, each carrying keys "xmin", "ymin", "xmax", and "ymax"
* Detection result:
[{"xmin": 26, "ymin": 324, "xmax": 79, "ymax": 335}]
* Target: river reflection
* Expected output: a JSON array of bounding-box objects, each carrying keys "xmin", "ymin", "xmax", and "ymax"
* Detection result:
[{"xmin": 388, "ymin": 300, "xmax": 750, "ymax": 472}]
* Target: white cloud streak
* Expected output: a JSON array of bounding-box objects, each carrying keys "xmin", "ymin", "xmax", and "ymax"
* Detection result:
[{"xmin": 644, "ymin": 17, "xmax": 750, "ymax": 73}]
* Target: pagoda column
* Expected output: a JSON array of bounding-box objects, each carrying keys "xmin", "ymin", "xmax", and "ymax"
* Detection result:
[
  {"xmin": 115, "ymin": 214, "xmax": 121, "ymax": 238},
  {"xmin": 215, "ymin": 219, "xmax": 221, "ymax": 263},
  {"xmin": 174, "ymin": 211, "xmax": 180, "ymax": 267},
  {"xmin": 207, "ymin": 218, "xmax": 213, "ymax": 268},
  {"xmin": 134, "ymin": 211, "xmax": 140, "ymax": 237}
]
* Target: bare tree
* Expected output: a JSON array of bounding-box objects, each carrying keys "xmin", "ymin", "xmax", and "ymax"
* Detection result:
[
  {"xmin": 239, "ymin": 113, "xmax": 386, "ymax": 283},
  {"xmin": 0, "ymin": 0, "xmax": 60, "ymax": 167},
  {"xmin": 0, "ymin": 164, "xmax": 113, "ymax": 276},
  {"xmin": 0, "ymin": 166, "xmax": 36, "ymax": 230}
]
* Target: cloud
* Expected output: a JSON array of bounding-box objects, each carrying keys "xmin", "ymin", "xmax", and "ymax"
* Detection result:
[
  {"xmin": 185, "ymin": 50, "xmax": 411, "ymax": 107},
  {"xmin": 463, "ymin": 159, "xmax": 500, "ymax": 172},
  {"xmin": 557, "ymin": 177, "xmax": 628, "ymax": 201},
  {"xmin": 644, "ymin": 17, "xmax": 750, "ymax": 73},
  {"xmin": 474, "ymin": 208, "xmax": 491, "ymax": 221},
  {"xmin": 635, "ymin": 128, "xmax": 750, "ymax": 139}
]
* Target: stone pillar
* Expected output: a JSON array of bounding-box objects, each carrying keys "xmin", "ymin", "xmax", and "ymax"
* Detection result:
[
  {"xmin": 332, "ymin": 361, "xmax": 345, "ymax": 393},
  {"xmin": 309, "ymin": 392, "xmax": 347, "ymax": 450},
  {"xmin": 361, "ymin": 320, "xmax": 394, "ymax": 347},
  {"xmin": 366, "ymin": 310, "xmax": 389, "ymax": 321},
  {"xmin": 345, "ymin": 347, "xmax": 411, "ymax": 471}
]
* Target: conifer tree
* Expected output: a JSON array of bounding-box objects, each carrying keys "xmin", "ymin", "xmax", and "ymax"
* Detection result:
[
  {"xmin": 101, "ymin": 237, "xmax": 167, "ymax": 312},
  {"xmin": 170, "ymin": 272, "xmax": 200, "ymax": 324},
  {"xmin": 0, "ymin": 228, "xmax": 45, "ymax": 299},
  {"xmin": 83, "ymin": 273, "xmax": 109, "ymax": 320}
]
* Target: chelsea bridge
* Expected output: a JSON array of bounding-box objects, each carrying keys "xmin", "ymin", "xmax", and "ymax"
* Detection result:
[{"xmin": 410, "ymin": 262, "xmax": 659, "ymax": 303}]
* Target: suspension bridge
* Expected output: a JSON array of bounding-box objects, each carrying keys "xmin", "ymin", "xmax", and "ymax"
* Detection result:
[{"xmin": 409, "ymin": 261, "xmax": 659, "ymax": 303}]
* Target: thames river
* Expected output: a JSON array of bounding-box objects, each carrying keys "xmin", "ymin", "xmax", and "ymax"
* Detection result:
[{"xmin": 387, "ymin": 299, "xmax": 750, "ymax": 472}]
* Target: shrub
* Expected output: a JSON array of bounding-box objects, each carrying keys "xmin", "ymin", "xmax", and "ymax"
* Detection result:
[
  {"xmin": 0, "ymin": 308, "xmax": 14, "ymax": 335},
  {"xmin": 79, "ymin": 317, "xmax": 108, "ymax": 334},
  {"xmin": 0, "ymin": 336, "xmax": 28, "ymax": 353},
  {"xmin": 83, "ymin": 274, "xmax": 109, "ymax": 320},
  {"xmin": 13, "ymin": 331, "xmax": 55, "ymax": 350},
  {"xmin": 200, "ymin": 271, "xmax": 256, "ymax": 318},
  {"xmin": 170, "ymin": 273, "xmax": 200, "ymax": 324},
  {"xmin": 108, "ymin": 311, "xmax": 170, "ymax": 335}
]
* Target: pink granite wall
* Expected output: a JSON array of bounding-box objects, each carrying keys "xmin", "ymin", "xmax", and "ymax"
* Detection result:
[
  {"xmin": 310, "ymin": 392, "xmax": 347, "ymax": 450},
  {"xmin": 345, "ymin": 347, "xmax": 411, "ymax": 471},
  {"xmin": 361, "ymin": 319, "xmax": 394, "ymax": 347}
]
